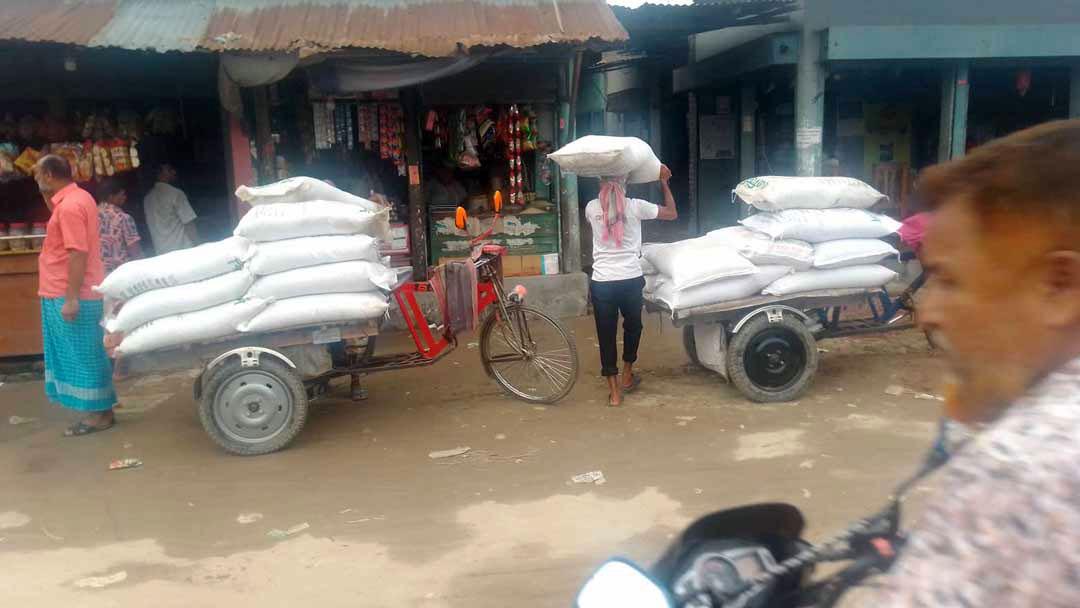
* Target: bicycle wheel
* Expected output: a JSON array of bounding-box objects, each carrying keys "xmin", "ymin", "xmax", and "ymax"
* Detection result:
[{"xmin": 480, "ymin": 304, "xmax": 579, "ymax": 403}]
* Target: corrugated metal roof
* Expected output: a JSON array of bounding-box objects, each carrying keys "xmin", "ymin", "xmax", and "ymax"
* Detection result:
[{"xmin": 0, "ymin": 0, "xmax": 627, "ymax": 57}]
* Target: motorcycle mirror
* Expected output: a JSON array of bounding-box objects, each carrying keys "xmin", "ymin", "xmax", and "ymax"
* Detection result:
[
  {"xmin": 493, "ymin": 190, "xmax": 503, "ymax": 213},
  {"xmin": 454, "ymin": 206, "xmax": 468, "ymax": 230},
  {"xmin": 576, "ymin": 559, "xmax": 672, "ymax": 608}
]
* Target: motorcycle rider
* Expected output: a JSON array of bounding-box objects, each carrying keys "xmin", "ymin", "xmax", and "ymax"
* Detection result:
[{"xmin": 867, "ymin": 120, "xmax": 1080, "ymax": 606}]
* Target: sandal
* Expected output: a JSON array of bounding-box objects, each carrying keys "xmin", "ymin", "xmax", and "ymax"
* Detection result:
[
  {"xmin": 64, "ymin": 420, "xmax": 115, "ymax": 437},
  {"xmin": 622, "ymin": 374, "xmax": 642, "ymax": 394}
]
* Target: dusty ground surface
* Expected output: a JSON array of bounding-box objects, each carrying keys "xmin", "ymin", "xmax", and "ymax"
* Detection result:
[{"xmin": 0, "ymin": 314, "xmax": 944, "ymax": 607}]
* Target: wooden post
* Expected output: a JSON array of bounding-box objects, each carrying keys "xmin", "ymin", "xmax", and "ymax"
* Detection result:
[
  {"xmin": 558, "ymin": 57, "xmax": 582, "ymax": 274},
  {"xmin": 738, "ymin": 82, "xmax": 757, "ymax": 219},
  {"xmin": 402, "ymin": 88, "xmax": 428, "ymax": 279},
  {"xmin": 220, "ymin": 109, "xmax": 255, "ymax": 224},
  {"xmin": 795, "ymin": 26, "xmax": 825, "ymax": 177},
  {"xmin": 252, "ymin": 85, "xmax": 275, "ymax": 184},
  {"xmin": 951, "ymin": 61, "xmax": 970, "ymax": 160}
]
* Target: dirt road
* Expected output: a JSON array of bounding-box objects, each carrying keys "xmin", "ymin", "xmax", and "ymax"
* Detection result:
[{"xmin": 0, "ymin": 315, "xmax": 944, "ymax": 607}]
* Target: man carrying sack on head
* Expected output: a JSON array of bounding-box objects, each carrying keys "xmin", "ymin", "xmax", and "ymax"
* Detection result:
[
  {"xmin": 34, "ymin": 154, "xmax": 118, "ymax": 436},
  {"xmin": 585, "ymin": 165, "xmax": 678, "ymax": 406}
]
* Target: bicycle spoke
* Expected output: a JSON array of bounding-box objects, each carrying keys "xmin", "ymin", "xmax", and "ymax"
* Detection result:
[
  {"xmin": 488, "ymin": 353, "xmax": 528, "ymax": 364},
  {"xmin": 534, "ymin": 355, "xmax": 573, "ymax": 374}
]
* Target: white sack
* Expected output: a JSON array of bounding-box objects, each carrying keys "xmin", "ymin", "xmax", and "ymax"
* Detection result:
[
  {"xmin": 115, "ymin": 298, "xmax": 269, "ymax": 356},
  {"xmin": 94, "ymin": 236, "xmax": 253, "ymax": 301},
  {"xmin": 812, "ymin": 239, "xmax": 898, "ymax": 269},
  {"xmin": 762, "ymin": 265, "xmax": 898, "ymax": 297},
  {"xmin": 693, "ymin": 323, "xmax": 728, "ymax": 376},
  {"xmin": 734, "ymin": 176, "xmax": 888, "ymax": 211},
  {"xmin": 651, "ymin": 266, "xmax": 792, "ymax": 310},
  {"xmin": 642, "ymin": 238, "xmax": 756, "ymax": 290},
  {"xmin": 104, "ymin": 269, "xmax": 254, "ymax": 334},
  {"xmin": 234, "ymin": 201, "xmax": 390, "ymax": 242},
  {"xmin": 740, "ymin": 209, "xmax": 902, "ymax": 243},
  {"xmin": 547, "ymin": 135, "xmax": 661, "ymax": 183},
  {"xmin": 236, "ymin": 176, "xmax": 381, "ymax": 211},
  {"xmin": 248, "ymin": 260, "xmax": 397, "ymax": 301},
  {"xmin": 248, "ymin": 234, "xmax": 381, "ymax": 275},
  {"xmin": 240, "ymin": 293, "xmax": 389, "ymax": 334},
  {"xmin": 707, "ymin": 226, "xmax": 814, "ymax": 270}
]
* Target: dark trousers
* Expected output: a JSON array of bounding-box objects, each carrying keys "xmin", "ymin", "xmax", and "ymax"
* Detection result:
[{"xmin": 590, "ymin": 276, "xmax": 645, "ymax": 377}]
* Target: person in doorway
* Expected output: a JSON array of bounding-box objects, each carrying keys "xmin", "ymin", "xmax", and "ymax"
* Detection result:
[
  {"xmin": 34, "ymin": 155, "xmax": 118, "ymax": 436},
  {"xmin": 586, "ymin": 165, "xmax": 677, "ymax": 406},
  {"xmin": 867, "ymin": 120, "xmax": 1080, "ymax": 606},
  {"xmin": 425, "ymin": 163, "xmax": 467, "ymax": 207},
  {"xmin": 96, "ymin": 178, "xmax": 142, "ymax": 274},
  {"xmin": 144, "ymin": 162, "xmax": 198, "ymax": 254}
]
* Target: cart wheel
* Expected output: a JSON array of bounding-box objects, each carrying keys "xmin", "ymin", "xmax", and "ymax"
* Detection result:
[
  {"xmin": 682, "ymin": 325, "xmax": 704, "ymax": 369},
  {"xmin": 480, "ymin": 304, "xmax": 579, "ymax": 404},
  {"xmin": 727, "ymin": 313, "xmax": 818, "ymax": 403},
  {"xmin": 198, "ymin": 356, "xmax": 308, "ymax": 456}
]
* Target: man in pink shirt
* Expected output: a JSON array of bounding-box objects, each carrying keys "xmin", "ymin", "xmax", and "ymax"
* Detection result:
[{"xmin": 35, "ymin": 155, "xmax": 117, "ymax": 436}]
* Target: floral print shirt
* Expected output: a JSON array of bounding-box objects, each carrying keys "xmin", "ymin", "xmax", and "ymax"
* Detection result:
[
  {"xmin": 97, "ymin": 203, "xmax": 140, "ymax": 275},
  {"xmin": 873, "ymin": 356, "xmax": 1080, "ymax": 607}
]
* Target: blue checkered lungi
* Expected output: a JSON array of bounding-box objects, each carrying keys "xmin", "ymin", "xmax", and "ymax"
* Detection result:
[{"xmin": 40, "ymin": 298, "xmax": 116, "ymax": 412}]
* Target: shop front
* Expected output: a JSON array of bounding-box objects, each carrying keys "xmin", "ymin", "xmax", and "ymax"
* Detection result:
[{"xmin": 0, "ymin": 45, "xmax": 226, "ymax": 357}]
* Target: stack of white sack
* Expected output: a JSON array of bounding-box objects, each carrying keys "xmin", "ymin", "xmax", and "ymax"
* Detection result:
[
  {"xmin": 97, "ymin": 179, "xmax": 396, "ymax": 356},
  {"xmin": 734, "ymin": 176, "xmax": 901, "ymax": 296},
  {"xmin": 639, "ymin": 176, "xmax": 902, "ymax": 311},
  {"xmin": 640, "ymin": 237, "xmax": 791, "ymax": 310},
  {"xmin": 232, "ymin": 179, "xmax": 394, "ymax": 336},
  {"xmin": 547, "ymin": 135, "xmax": 661, "ymax": 183}
]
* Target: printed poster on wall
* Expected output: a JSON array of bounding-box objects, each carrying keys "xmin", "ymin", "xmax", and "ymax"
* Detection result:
[{"xmin": 699, "ymin": 115, "xmax": 735, "ymax": 160}]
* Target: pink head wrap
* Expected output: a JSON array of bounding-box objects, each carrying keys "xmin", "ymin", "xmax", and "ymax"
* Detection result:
[{"xmin": 598, "ymin": 176, "xmax": 628, "ymax": 247}]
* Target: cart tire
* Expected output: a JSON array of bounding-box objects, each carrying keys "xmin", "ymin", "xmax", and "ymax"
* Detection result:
[
  {"xmin": 727, "ymin": 313, "xmax": 818, "ymax": 403},
  {"xmin": 480, "ymin": 304, "xmax": 579, "ymax": 404},
  {"xmin": 682, "ymin": 325, "xmax": 704, "ymax": 369},
  {"xmin": 198, "ymin": 356, "xmax": 308, "ymax": 456}
]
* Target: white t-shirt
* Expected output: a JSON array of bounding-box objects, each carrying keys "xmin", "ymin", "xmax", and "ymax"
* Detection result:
[
  {"xmin": 585, "ymin": 197, "xmax": 659, "ymax": 282},
  {"xmin": 144, "ymin": 181, "xmax": 197, "ymax": 254}
]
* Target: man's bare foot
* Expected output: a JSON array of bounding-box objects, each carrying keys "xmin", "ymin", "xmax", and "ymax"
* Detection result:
[{"xmin": 607, "ymin": 377, "xmax": 622, "ymax": 406}]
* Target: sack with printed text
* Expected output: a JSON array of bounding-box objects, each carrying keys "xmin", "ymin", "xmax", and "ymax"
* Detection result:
[
  {"xmin": 248, "ymin": 234, "xmax": 382, "ymax": 275},
  {"xmin": 706, "ymin": 226, "xmax": 814, "ymax": 270},
  {"xmin": 234, "ymin": 201, "xmax": 390, "ymax": 242},
  {"xmin": 236, "ymin": 177, "xmax": 382, "ymax": 211},
  {"xmin": 734, "ymin": 176, "xmax": 887, "ymax": 212},
  {"xmin": 642, "ymin": 238, "xmax": 756, "ymax": 290},
  {"xmin": 740, "ymin": 209, "xmax": 901, "ymax": 243},
  {"xmin": 94, "ymin": 236, "xmax": 253, "ymax": 301}
]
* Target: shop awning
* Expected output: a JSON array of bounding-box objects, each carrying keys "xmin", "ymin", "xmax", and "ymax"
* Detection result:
[{"xmin": 0, "ymin": 0, "xmax": 628, "ymax": 58}]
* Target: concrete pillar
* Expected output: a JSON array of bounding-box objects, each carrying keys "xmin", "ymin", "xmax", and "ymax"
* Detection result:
[
  {"xmin": 795, "ymin": 27, "xmax": 826, "ymax": 177},
  {"xmin": 951, "ymin": 61, "xmax": 970, "ymax": 160},
  {"xmin": 1072, "ymin": 64, "xmax": 1080, "ymax": 119},
  {"xmin": 558, "ymin": 59, "xmax": 582, "ymax": 274}
]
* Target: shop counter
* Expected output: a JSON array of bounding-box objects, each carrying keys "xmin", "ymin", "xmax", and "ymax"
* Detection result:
[{"xmin": 0, "ymin": 250, "xmax": 42, "ymax": 357}]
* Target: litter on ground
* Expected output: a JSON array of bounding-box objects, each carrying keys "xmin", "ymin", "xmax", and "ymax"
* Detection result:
[
  {"xmin": 571, "ymin": 471, "xmax": 606, "ymax": 485},
  {"xmin": 428, "ymin": 446, "xmax": 471, "ymax": 459},
  {"xmin": 74, "ymin": 571, "xmax": 127, "ymax": 589}
]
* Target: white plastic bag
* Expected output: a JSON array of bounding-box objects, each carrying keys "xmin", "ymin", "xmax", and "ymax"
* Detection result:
[
  {"xmin": 762, "ymin": 265, "xmax": 898, "ymax": 296},
  {"xmin": 248, "ymin": 234, "xmax": 381, "ymax": 275},
  {"xmin": 693, "ymin": 323, "xmax": 728, "ymax": 376},
  {"xmin": 650, "ymin": 266, "xmax": 791, "ymax": 310},
  {"xmin": 548, "ymin": 135, "xmax": 661, "ymax": 183},
  {"xmin": 740, "ymin": 209, "xmax": 902, "ymax": 243},
  {"xmin": 234, "ymin": 201, "xmax": 390, "ymax": 242},
  {"xmin": 236, "ymin": 177, "xmax": 381, "ymax": 211},
  {"xmin": 248, "ymin": 261, "xmax": 396, "ymax": 301},
  {"xmin": 734, "ymin": 176, "xmax": 887, "ymax": 211},
  {"xmin": 812, "ymin": 239, "xmax": 898, "ymax": 269},
  {"xmin": 104, "ymin": 269, "xmax": 254, "ymax": 334},
  {"xmin": 115, "ymin": 298, "xmax": 269, "ymax": 356},
  {"xmin": 94, "ymin": 236, "xmax": 253, "ymax": 301},
  {"xmin": 707, "ymin": 226, "xmax": 814, "ymax": 270},
  {"xmin": 642, "ymin": 238, "xmax": 756, "ymax": 290},
  {"xmin": 240, "ymin": 293, "xmax": 389, "ymax": 334}
]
